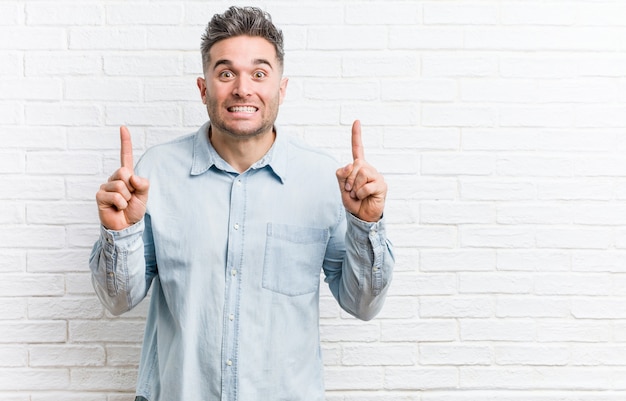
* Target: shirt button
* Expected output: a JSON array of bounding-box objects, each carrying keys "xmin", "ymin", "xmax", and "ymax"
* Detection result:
[
  {"xmin": 234, "ymin": 223, "xmax": 239, "ymax": 230},
  {"xmin": 373, "ymin": 267, "xmax": 379, "ymax": 272},
  {"xmin": 226, "ymin": 359, "xmax": 233, "ymax": 366},
  {"xmin": 231, "ymin": 269, "xmax": 237, "ymax": 276},
  {"xmin": 236, "ymin": 180, "xmax": 242, "ymax": 186},
  {"xmin": 229, "ymin": 314, "xmax": 235, "ymax": 321}
]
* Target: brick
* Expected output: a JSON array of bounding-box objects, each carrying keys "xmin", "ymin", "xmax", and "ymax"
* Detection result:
[
  {"xmin": 105, "ymin": 345, "xmax": 141, "ymax": 367},
  {"xmin": 0, "ymin": 321, "xmax": 67, "ymax": 343},
  {"xmin": 497, "ymin": 250, "xmax": 570, "ymax": 272},
  {"xmin": 384, "ymin": 367, "xmax": 458, "ymax": 390},
  {"xmin": 0, "ymin": 346, "xmax": 27, "ymax": 367},
  {"xmin": 105, "ymin": 105, "xmax": 181, "ymax": 126},
  {"xmin": 461, "ymin": 319, "xmax": 535, "ymax": 342},
  {"xmin": 69, "ymin": 321, "xmax": 146, "ymax": 343},
  {"xmin": 308, "ymin": 26, "xmax": 387, "ymax": 50},
  {"xmin": 383, "ymin": 128, "xmax": 459, "ymax": 150},
  {"xmin": 70, "ymin": 368, "xmax": 136, "ymax": 391},
  {"xmin": 0, "ymin": 368, "xmax": 69, "ymax": 390},
  {"xmin": 465, "ymin": 27, "xmax": 619, "ymax": 51},
  {"xmin": 422, "ymin": 153, "xmax": 495, "ymax": 176},
  {"xmin": 381, "ymin": 320, "xmax": 457, "ymax": 342},
  {"xmin": 460, "ymin": 178, "xmax": 536, "ymax": 201},
  {"xmin": 0, "ymin": 298, "xmax": 27, "ymax": 320},
  {"xmin": 69, "ymin": 28, "xmax": 146, "ymax": 50},
  {"xmin": 342, "ymin": 344, "xmax": 417, "ymax": 366},
  {"xmin": 29, "ymin": 345, "xmax": 105, "ymax": 367},
  {"xmin": 0, "ymin": 102, "xmax": 21, "ymax": 124},
  {"xmin": 27, "ymin": 152, "xmax": 101, "ymax": 175},
  {"xmin": 537, "ymin": 321, "xmax": 610, "ymax": 342},
  {"xmin": 0, "ymin": 78, "xmax": 62, "ymax": 100},
  {"xmin": 424, "ymin": 3, "xmax": 498, "ymax": 25},
  {"xmin": 0, "ymin": 151, "xmax": 24, "ymax": 173},
  {"xmin": 341, "ymin": 103, "xmax": 419, "ymax": 126},
  {"xmin": 25, "ymin": 103, "xmax": 102, "ymax": 126},
  {"xmin": 459, "ymin": 273, "xmax": 533, "ymax": 294},
  {"xmin": 422, "ymin": 105, "xmax": 497, "ymax": 127},
  {"xmin": 26, "ymin": 3, "xmax": 103, "ymax": 25},
  {"xmin": 0, "ymin": 227, "xmax": 66, "ymax": 249},
  {"xmin": 421, "ymin": 250, "xmax": 496, "ymax": 272},
  {"xmin": 495, "ymin": 345, "xmax": 569, "ymax": 365},
  {"xmin": 496, "ymin": 297, "xmax": 570, "ymax": 318},
  {"xmin": 28, "ymin": 296, "xmax": 104, "ymax": 320},
  {"xmin": 390, "ymin": 225, "xmax": 456, "ymax": 248},
  {"xmin": 536, "ymin": 228, "xmax": 612, "ymax": 249},
  {"xmin": 25, "ymin": 52, "xmax": 102, "ymax": 76},
  {"xmin": 104, "ymin": 54, "xmax": 183, "ymax": 76},
  {"xmin": 0, "ymin": 127, "xmax": 66, "ymax": 149},
  {"xmin": 0, "ymin": 52, "xmax": 21, "ymax": 76},
  {"xmin": 271, "ymin": 4, "xmax": 344, "ymax": 25},
  {"xmin": 146, "ymin": 27, "xmax": 203, "ymax": 51},
  {"xmin": 343, "ymin": 53, "xmax": 419, "ymax": 78},
  {"xmin": 0, "ymin": 177, "xmax": 65, "ymax": 200},
  {"xmin": 421, "ymin": 296, "xmax": 493, "ymax": 318},
  {"xmin": 0, "ymin": 250, "xmax": 26, "ymax": 273},
  {"xmin": 501, "ymin": 3, "xmax": 576, "ymax": 25},
  {"xmin": 460, "ymin": 226, "xmax": 534, "ymax": 248},
  {"xmin": 419, "ymin": 344, "xmax": 492, "ymax": 365},
  {"xmin": 320, "ymin": 322, "xmax": 380, "ymax": 342},
  {"xmin": 106, "ymin": 3, "xmax": 183, "ymax": 25},
  {"xmin": 324, "ymin": 367, "xmax": 383, "ymax": 391},
  {"xmin": 422, "ymin": 54, "xmax": 498, "ymax": 77},
  {"xmin": 346, "ymin": 2, "xmax": 419, "ymax": 24},
  {"xmin": 383, "ymin": 79, "xmax": 457, "ymax": 102},
  {"xmin": 388, "ymin": 273, "xmax": 456, "ymax": 296},
  {"xmin": 389, "ymin": 27, "xmax": 464, "ymax": 49},
  {"xmin": 0, "ymin": 273, "xmax": 65, "ymax": 296},
  {"xmin": 65, "ymin": 78, "xmax": 141, "ymax": 101},
  {"xmin": 28, "ymin": 249, "xmax": 91, "ymax": 273},
  {"xmin": 305, "ymin": 80, "xmax": 379, "ymax": 101},
  {"xmin": 0, "ymin": 27, "xmax": 66, "ymax": 50}
]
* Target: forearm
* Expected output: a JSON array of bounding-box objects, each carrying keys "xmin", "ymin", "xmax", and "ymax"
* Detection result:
[
  {"xmin": 89, "ymin": 219, "xmax": 151, "ymax": 316},
  {"xmin": 326, "ymin": 212, "xmax": 394, "ymax": 321}
]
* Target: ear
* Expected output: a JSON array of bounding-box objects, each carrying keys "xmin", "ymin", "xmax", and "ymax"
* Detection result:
[
  {"xmin": 197, "ymin": 77, "xmax": 207, "ymax": 104},
  {"xmin": 278, "ymin": 77, "xmax": 289, "ymax": 105}
]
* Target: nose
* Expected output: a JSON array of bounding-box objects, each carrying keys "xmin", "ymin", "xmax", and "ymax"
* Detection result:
[{"xmin": 232, "ymin": 77, "xmax": 252, "ymax": 98}]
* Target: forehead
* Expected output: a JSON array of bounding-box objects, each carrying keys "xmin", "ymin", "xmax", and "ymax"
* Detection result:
[{"xmin": 209, "ymin": 35, "xmax": 278, "ymax": 69}]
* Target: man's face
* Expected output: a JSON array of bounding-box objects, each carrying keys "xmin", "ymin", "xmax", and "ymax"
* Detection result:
[{"xmin": 197, "ymin": 35, "xmax": 288, "ymax": 140}]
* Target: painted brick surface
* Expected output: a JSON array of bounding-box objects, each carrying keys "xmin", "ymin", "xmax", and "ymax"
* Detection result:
[{"xmin": 3, "ymin": 0, "xmax": 626, "ymax": 399}]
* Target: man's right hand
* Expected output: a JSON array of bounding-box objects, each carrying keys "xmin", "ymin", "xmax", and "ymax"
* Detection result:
[{"xmin": 96, "ymin": 126, "xmax": 150, "ymax": 231}]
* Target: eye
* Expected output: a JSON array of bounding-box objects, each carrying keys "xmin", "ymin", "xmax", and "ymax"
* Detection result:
[
  {"xmin": 253, "ymin": 71, "xmax": 267, "ymax": 79},
  {"xmin": 219, "ymin": 70, "xmax": 234, "ymax": 80}
]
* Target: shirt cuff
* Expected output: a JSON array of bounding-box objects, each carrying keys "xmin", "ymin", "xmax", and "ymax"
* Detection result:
[{"xmin": 100, "ymin": 218, "xmax": 145, "ymax": 252}]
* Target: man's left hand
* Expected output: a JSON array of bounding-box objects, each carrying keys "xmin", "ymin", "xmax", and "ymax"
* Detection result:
[{"xmin": 336, "ymin": 120, "xmax": 387, "ymax": 222}]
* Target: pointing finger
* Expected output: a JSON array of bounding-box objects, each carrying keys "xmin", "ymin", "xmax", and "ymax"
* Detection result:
[
  {"xmin": 120, "ymin": 126, "xmax": 134, "ymax": 171},
  {"xmin": 351, "ymin": 120, "xmax": 365, "ymax": 161}
]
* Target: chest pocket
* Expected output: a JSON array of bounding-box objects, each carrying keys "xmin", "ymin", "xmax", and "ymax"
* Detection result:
[{"xmin": 262, "ymin": 223, "xmax": 329, "ymax": 296}]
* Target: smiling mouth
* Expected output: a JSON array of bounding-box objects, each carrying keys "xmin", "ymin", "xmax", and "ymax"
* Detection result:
[{"xmin": 228, "ymin": 106, "xmax": 258, "ymax": 113}]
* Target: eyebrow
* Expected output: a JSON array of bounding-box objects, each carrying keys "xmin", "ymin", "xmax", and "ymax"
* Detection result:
[{"xmin": 212, "ymin": 58, "xmax": 274, "ymax": 71}]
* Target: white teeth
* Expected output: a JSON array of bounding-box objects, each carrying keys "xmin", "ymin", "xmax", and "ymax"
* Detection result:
[{"xmin": 229, "ymin": 106, "xmax": 257, "ymax": 113}]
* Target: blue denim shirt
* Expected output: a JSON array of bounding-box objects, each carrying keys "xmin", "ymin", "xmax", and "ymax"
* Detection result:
[{"xmin": 89, "ymin": 122, "xmax": 394, "ymax": 401}]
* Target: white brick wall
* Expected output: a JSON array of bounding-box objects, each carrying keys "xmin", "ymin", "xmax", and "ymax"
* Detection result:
[{"xmin": 2, "ymin": 0, "xmax": 626, "ymax": 399}]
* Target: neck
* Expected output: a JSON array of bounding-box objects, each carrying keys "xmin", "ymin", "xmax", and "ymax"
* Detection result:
[{"xmin": 209, "ymin": 126, "xmax": 276, "ymax": 173}]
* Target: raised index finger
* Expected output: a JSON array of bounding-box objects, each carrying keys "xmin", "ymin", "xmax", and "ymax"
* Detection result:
[
  {"xmin": 351, "ymin": 119, "xmax": 365, "ymax": 161},
  {"xmin": 120, "ymin": 126, "xmax": 134, "ymax": 170}
]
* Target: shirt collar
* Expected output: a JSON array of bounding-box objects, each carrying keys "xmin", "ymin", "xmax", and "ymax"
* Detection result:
[{"xmin": 190, "ymin": 121, "xmax": 288, "ymax": 183}]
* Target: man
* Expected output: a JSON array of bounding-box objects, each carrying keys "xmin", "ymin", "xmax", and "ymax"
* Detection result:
[{"xmin": 90, "ymin": 6, "xmax": 393, "ymax": 401}]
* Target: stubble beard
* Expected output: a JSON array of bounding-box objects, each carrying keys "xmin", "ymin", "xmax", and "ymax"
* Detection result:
[{"xmin": 207, "ymin": 98, "xmax": 279, "ymax": 141}]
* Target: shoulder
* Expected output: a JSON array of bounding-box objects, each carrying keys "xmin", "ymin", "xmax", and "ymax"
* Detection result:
[
  {"xmin": 135, "ymin": 133, "xmax": 196, "ymax": 173},
  {"xmin": 285, "ymin": 135, "xmax": 339, "ymax": 168}
]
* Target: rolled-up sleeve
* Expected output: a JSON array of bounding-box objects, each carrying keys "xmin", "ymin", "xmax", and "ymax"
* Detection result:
[
  {"xmin": 323, "ymin": 210, "xmax": 394, "ymax": 321},
  {"xmin": 89, "ymin": 216, "xmax": 156, "ymax": 316}
]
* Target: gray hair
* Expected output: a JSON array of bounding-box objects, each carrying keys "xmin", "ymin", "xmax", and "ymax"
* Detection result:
[{"xmin": 200, "ymin": 6, "xmax": 284, "ymax": 72}]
